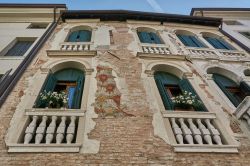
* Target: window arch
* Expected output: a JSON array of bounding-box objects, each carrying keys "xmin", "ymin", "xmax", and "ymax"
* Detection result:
[
  {"xmin": 66, "ymin": 26, "xmax": 92, "ymax": 42},
  {"xmin": 36, "ymin": 68, "xmax": 85, "ymax": 109},
  {"xmin": 137, "ymin": 27, "xmax": 163, "ymax": 44},
  {"xmin": 154, "ymin": 71, "xmax": 206, "ymax": 111},
  {"xmin": 208, "ymin": 67, "xmax": 250, "ymax": 107},
  {"xmin": 202, "ymin": 32, "xmax": 235, "ymax": 50},
  {"xmin": 176, "ymin": 30, "xmax": 206, "ymax": 48}
]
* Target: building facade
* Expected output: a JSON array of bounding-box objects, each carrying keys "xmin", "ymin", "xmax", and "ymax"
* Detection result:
[
  {"xmin": 191, "ymin": 8, "xmax": 250, "ymax": 52},
  {"xmin": 0, "ymin": 4, "xmax": 66, "ymax": 107},
  {"xmin": 1, "ymin": 9, "xmax": 250, "ymax": 165}
]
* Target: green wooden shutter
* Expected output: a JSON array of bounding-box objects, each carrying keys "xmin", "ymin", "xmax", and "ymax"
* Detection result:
[
  {"xmin": 240, "ymin": 81, "xmax": 250, "ymax": 96},
  {"xmin": 179, "ymin": 79, "xmax": 207, "ymax": 112},
  {"xmin": 154, "ymin": 73, "xmax": 175, "ymax": 110},
  {"xmin": 190, "ymin": 36, "xmax": 205, "ymax": 48},
  {"xmin": 218, "ymin": 39, "xmax": 235, "ymax": 50},
  {"xmin": 35, "ymin": 73, "xmax": 57, "ymax": 108},
  {"xmin": 213, "ymin": 74, "xmax": 240, "ymax": 107},
  {"xmin": 150, "ymin": 32, "xmax": 162, "ymax": 44},
  {"xmin": 79, "ymin": 30, "xmax": 91, "ymax": 42},
  {"xmin": 177, "ymin": 34, "xmax": 189, "ymax": 46},
  {"xmin": 68, "ymin": 31, "xmax": 79, "ymax": 42},
  {"xmin": 72, "ymin": 74, "xmax": 85, "ymax": 109},
  {"xmin": 138, "ymin": 32, "xmax": 151, "ymax": 43}
]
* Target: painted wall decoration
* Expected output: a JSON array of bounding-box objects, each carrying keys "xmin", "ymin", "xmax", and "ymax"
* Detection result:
[{"xmin": 93, "ymin": 65, "xmax": 132, "ymax": 117}]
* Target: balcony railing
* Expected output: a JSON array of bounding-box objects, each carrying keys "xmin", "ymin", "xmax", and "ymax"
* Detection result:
[
  {"xmin": 60, "ymin": 42, "xmax": 91, "ymax": 51},
  {"xmin": 163, "ymin": 111, "xmax": 238, "ymax": 153},
  {"xmin": 7, "ymin": 109, "xmax": 84, "ymax": 152},
  {"xmin": 187, "ymin": 47, "xmax": 218, "ymax": 57},
  {"xmin": 141, "ymin": 44, "xmax": 171, "ymax": 55},
  {"xmin": 187, "ymin": 47, "xmax": 247, "ymax": 58}
]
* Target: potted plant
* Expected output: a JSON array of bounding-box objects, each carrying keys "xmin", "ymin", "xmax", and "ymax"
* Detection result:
[
  {"xmin": 39, "ymin": 90, "xmax": 68, "ymax": 109},
  {"xmin": 171, "ymin": 91, "xmax": 202, "ymax": 111}
]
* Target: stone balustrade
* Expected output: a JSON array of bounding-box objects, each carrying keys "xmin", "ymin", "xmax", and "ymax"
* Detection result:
[
  {"xmin": 7, "ymin": 109, "xmax": 84, "ymax": 152},
  {"xmin": 60, "ymin": 42, "xmax": 91, "ymax": 51},
  {"xmin": 163, "ymin": 111, "xmax": 238, "ymax": 153},
  {"xmin": 235, "ymin": 96, "xmax": 250, "ymax": 128},
  {"xmin": 141, "ymin": 44, "xmax": 171, "ymax": 55},
  {"xmin": 24, "ymin": 115, "xmax": 78, "ymax": 144},
  {"xmin": 218, "ymin": 49, "xmax": 246, "ymax": 57},
  {"xmin": 170, "ymin": 117, "xmax": 222, "ymax": 145},
  {"xmin": 187, "ymin": 47, "xmax": 217, "ymax": 57},
  {"xmin": 187, "ymin": 47, "xmax": 247, "ymax": 58}
]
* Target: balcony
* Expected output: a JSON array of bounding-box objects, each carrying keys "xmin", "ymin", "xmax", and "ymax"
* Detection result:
[
  {"xmin": 137, "ymin": 43, "xmax": 174, "ymax": 59},
  {"xmin": 163, "ymin": 111, "xmax": 238, "ymax": 153},
  {"xmin": 47, "ymin": 42, "xmax": 96, "ymax": 57},
  {"xmin": 187, "ymin": 47, "xmax": 247, "ymax": 59},
  {"xmin": 60, "ymin": 42, "xmax": 91, "ymax": 51},
  {"xmin": 7, "ymin": 109, "xmax": 84, "ymax": 153}
]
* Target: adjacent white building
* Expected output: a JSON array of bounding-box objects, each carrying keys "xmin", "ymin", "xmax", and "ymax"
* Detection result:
[{"xmin": 191, "ymin": 8, "xmax": 250, "ymax": 52}]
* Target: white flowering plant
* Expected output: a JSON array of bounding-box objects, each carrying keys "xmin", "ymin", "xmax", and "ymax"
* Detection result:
[
  {"xmin": 171, "ymin": 91, "xmax": 202, "ymax": 109},
  {"xmin": 39, "ymin": 90, "xmax": 68, "ymax": 108}
]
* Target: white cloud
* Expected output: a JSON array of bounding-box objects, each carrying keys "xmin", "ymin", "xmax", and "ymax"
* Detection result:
[{"xmin": 146, "ymin": 0, "xmax": 164, "ymax": 13}]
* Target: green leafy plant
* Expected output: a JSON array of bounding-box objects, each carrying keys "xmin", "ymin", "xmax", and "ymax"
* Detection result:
[
  {"xmin": 39, "ymin": 90, "xmax": 68, "ymax": 108},
  {"xmin": 171, "ymin": 91, "xmax": 202, "ymax": 109}
]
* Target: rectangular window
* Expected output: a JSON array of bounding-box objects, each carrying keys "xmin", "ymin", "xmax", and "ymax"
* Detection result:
[
  {"xmin": 28, "ymin": 23, "xmax": 48, "ymax": 29},
  {"xmin": 4, "ymin": 39, "xmax": 34, "ymax": 57},
  {"xmin": 239, "ymin": 32, "xmax": 250, "ymax": 40}
]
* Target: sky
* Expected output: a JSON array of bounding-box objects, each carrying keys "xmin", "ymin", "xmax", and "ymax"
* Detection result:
[{"xmin": 0, "ymin": 0, "xmax": 249, "ymax": 15}]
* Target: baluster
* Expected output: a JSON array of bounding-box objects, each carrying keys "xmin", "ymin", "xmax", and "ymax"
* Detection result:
[
  {"xmin": 170, "ymin": 118, "xmax": 183, "ymax": 144},
  {"xmin": 148, "ymin": 47, "xmax": 154, "ymax": 53},
  {"xmin": 56, "ymin": 116, "xmax": 66, "ymax": 144},
  {"xmin": 196, "ymin": 119, "xmax": 212, "ymax": 145},
  {"xmin": 66, "ymin": 116, "xmax": 76, "ymax": 144},
  {"xmin": 73, "ymin": 44, "xmax": 78, "ymax": 51},
  {"xmin": 178, "ymin": 118, "xmax": 193, "ymax": 144},
  {"xmin": 35, "ymin": 116, "xmax": 48, "ymax": 144},
  {"xmin": 187, "ymin": 118, "xmax": 203, "ymax": 144},
  {"xmin": 84, "ymin": 45, "xmax": 89, "ymax": 50},
  {"xmin": 24, "ymin": 116, "xmax": 38, "ymax": 144},
  {"xmin": 67, "ymin": 45, "xmax": 73, "ymax": 51},
  {"xmin": 61, "ymin": 45, "xmax": 67, "ymax": 50},
  {"xmin": 205, "ymin": 119, "xmax": 222, "ymax": 145},
  {"xmin": 153, "ymin": 47, "xmax": 159, "ymax": 54},
  {"xmin": 158, "ymin": 47, "xmax": 164, "ymax": 54},
  {"xmin": 79, "ymin": 44, "xmax": 84, "ymax": 51},
  {"xmin": 163, "ymin": 48, "xmax": 170, "ymax": 54},
  {"xmin": 46, "ymin": 116, "xmax": 57, "ymax": 144},
  {"xmin": 143, "ymin": 46, "xmax": 149, "ymax": 53}
]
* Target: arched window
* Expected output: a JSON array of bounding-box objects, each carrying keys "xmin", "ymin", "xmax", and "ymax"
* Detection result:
[
  {"xmin": 176, "ymin": 32, "xmax": 205, "ymax": 48},
  {"xmin": 36, "ymin": 68, "xmax": 85, "ymax": 109},
  {"xmin": 154, "ymin": 71, "xmax": 206, "ymax": 111},
  {"xmin": 67, "ymin": 30, "xmax": 91, "ymax": 42},
  {"xmin": 203, "ymin": 36, "xmax": 235, "ymax": 50},
  {"xmin": 137, "ymin": 31, "xmax": 163, "ymax": 44},
  {"xmin": 212, "ymin": 73, "xmax": 250, "ymax": 107}
]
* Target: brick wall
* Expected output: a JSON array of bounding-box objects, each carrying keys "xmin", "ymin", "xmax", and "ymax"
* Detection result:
[{"xmin": 0, "ymin": 22, "xmax": 250, "ymax": 166}]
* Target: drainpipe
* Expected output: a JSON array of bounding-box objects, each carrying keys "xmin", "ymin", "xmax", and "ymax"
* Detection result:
[{"xmin": 0, "ymin": 6, "xmax": 61, "ymax": 108}]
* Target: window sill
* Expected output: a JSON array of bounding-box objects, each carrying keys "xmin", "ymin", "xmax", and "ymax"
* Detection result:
[
  {"xmin": 47, "ymin": 50, "xmax": 97, "ymax": 57},
  {"xmin": 0, "ymin": 56, "xmax": 25, "ymax": 60},
  {"xmin": 7, "ymin": 143, "xmax": 81, "ymax": 153},
  {"xmin": 25, "ymin": 108, "xmax": 85, "ymax": 116},
  {"xmin": 173, "ymin": 144, "xmax": 238, "ymax": 153}
]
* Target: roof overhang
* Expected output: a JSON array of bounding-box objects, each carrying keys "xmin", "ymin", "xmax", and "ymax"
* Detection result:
[{"xmin": 61, "ymin": 10, "xmax": 222, "ymax": 27}]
